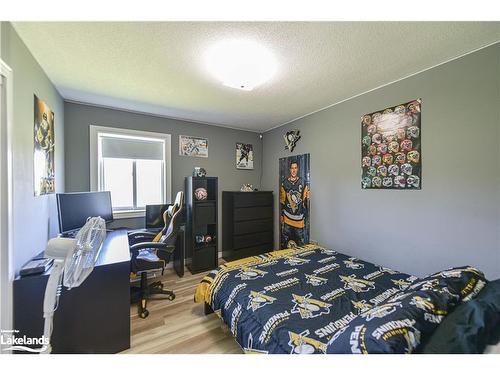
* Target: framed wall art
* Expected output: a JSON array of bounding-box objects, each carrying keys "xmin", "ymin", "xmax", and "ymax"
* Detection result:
[
  {"xmin": 236, "ymin": 142, "xmax": 254, "ymax": 170},
  {"xmin": 179, "ymin": 135, "xmax": 208, "ymax": 158},
  {"xmin": 34, "ymin": 94, "xmax": 55, "ymax": 196},
  {"xmin": 361, "ymin": 99, "xmax": 421, "ymax": 190}
]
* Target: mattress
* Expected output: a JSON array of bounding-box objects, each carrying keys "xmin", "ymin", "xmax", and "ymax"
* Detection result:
[{"xmin": 195, "ymin": 244, "xmax": 419, "ymax": 353}]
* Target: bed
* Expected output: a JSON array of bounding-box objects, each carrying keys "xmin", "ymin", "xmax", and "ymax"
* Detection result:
[{"xmin": 194, "ymin": 244, "xmax": 495, "ymax": 354}]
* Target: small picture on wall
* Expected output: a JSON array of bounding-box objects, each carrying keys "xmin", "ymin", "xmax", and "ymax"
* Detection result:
[
  {"xmin": 361, "ymin": 99, "xmax": 421, "ymax": 190},
  {"xmin": 236, "ymin": 143, "xmax": 254, "ymax": 170},
  {"xmin": 179, "ymin": 135, "xmax": 208, "ymax": 158},
  {"xmin": 34, "ymin": 94, "xmax": 55, "ymax": 196},
  {"xmin": 279, "ymin": 153, "xmax": 310, "ymax": 249}
]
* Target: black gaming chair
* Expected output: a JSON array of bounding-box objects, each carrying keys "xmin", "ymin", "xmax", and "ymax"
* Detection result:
[{"xmin": 128, "ymin": 191, "xmax": 184, "ymax": 319}]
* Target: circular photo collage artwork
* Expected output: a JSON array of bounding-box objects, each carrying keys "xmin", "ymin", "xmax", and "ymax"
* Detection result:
[{"xmin": 361, "ymin": 99, "xmax": 421, "ymax": 189}]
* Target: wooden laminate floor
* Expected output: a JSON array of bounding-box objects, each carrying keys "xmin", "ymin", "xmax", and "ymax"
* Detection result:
[{"xmin": 122, "ymin": 266, "xmax": 243, "ymax": 354}]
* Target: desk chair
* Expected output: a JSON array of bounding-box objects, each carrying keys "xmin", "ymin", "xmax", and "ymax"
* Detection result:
[{"xmin": 128, "ymin": 191, "xmax": 184, "ymax": 318}]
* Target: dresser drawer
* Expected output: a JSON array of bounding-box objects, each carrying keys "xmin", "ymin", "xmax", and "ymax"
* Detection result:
[
  {"xmin": 233, "ymin": 231, "xmax": 273, "ymax": 249},
  {"xmin": 234, "ymin": 206, "xmax": 273, "ymax": 221},
  {"xmin": 233, "ymin": 193, "xmax": 273, "ymax": 208},
  {"xmin": 234, "ymin": 219, "xmax": 273, "ymax": 235},
  {"xmin": 223, "ymin": 243, "xmax": 274, "ymax": 261}
]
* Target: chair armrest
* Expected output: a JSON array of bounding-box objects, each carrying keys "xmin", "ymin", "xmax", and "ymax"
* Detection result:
[
  {"xmin": 128, "ymin": 230, "xmax": 157, "ymax": 237},
  {"xmin": 130, "ymin": 242, "xmax": 174, "ymax": 255}
]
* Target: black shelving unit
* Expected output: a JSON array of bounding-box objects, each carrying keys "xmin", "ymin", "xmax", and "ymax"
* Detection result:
[{"xmin": 185, "ymin": 176, "xmax": 218, "ymax": 274}]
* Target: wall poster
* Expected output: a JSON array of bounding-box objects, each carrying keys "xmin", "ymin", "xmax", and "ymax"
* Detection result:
[
  {"xmin": 279, "ymin": 153, "xmax": 310, "ymax": 249},
  {"xmin": 236, "ymin": 142, "xmax": 254, "ymax": 170},
  {"xmin": 361, "ymin": 99, "xmax": 421, "ymax": 190},
  {"xmin": 34, "ymin": 95, "xmax": 55, "ymax": 196},
  {"xmin": 179, "ymin": 135, "xmax": 208, "ymax": 158}
]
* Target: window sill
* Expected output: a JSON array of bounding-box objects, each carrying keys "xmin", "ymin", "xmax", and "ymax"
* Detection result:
[{"xmin": 113, "ymin": 210, "xmax": 145, "ymax": 219}]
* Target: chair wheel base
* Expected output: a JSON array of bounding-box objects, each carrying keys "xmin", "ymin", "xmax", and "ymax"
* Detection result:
[{"xmin": 139, "ymin": 309, "xmax": 149, "ymax": 319}]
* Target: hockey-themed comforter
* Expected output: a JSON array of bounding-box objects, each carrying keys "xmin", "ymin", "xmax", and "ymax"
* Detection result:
[{"xmin": 194, "ymin": 244, "xmax": 487, "ymax": 354}]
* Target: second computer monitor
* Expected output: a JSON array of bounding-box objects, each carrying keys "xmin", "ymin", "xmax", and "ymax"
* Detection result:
[{"xmin": 145, "ymin": 204, "xmax": 170, "ymax": 230}]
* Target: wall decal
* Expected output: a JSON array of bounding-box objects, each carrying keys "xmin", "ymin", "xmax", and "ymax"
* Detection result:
[
  {"xmin": 361, "ymin": 99, "xmax": 421, "ymax": 190},
  {"xmin": 236, "ymin": 142, "xmax": 254, "ymax": 170},
  {"xmin": 34, "ymin": 95, "xmax": 55, "ymax": 196},
  {"xmin": 179, "ymin": 135, "xmax": 208, "ymax": 158},
  {"xmin": 279, "ymin": 153, "xmax": 310, "ymax": 249},
  {"xmin": 283, "ymin": 130, "xmax": 301, "ymax": 152}
]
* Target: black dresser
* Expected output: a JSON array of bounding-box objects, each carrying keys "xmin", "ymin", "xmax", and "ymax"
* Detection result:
[{"xmin": 222, "ymin": 191, "xmax": 274, "ymax": 261}]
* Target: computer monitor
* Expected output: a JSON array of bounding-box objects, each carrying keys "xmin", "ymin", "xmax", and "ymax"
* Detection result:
[
  {"xmin": 57, "ymin": 191, "xmax": 114, "ymax": 234},
  {"xmin": 145, "ymin": 204, "xmax": 170, "ymax": 230}
]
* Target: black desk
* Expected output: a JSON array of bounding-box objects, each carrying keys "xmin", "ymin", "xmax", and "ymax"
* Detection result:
[{"xmin": 13, "ymin": 229, "xmax": 131, "ymax": 354}]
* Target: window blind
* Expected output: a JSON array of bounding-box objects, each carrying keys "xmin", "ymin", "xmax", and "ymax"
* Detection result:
[{"xmin": 100, "ymin": 135, "xmax": 164, "ymax": 160}]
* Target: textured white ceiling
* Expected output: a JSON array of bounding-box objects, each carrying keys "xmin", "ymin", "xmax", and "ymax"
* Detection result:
[{"xmin": 13, "ymin": 22, "xmax": 500, "ymax": 132}]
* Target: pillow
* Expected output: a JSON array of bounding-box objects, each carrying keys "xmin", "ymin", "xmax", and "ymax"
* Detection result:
[
  {"xmin": 419, "ymin": 279, "xmax": 500, "ymax": 354},
  {"xmin": 326, "ymin": 266, "xmax": 488, "ymax": 354},
  {"xmin": 407, "ymin": 266, "xmax": 487, "ymax": 302},
  {"xmin": 326, "ymin": 287, "xmax": 460, "ymax": 353}
]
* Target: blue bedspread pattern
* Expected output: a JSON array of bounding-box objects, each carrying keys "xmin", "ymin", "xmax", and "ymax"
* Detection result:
[{"xmin": 194, "ymin": 245, "xmax": 486, "ymax": 354}]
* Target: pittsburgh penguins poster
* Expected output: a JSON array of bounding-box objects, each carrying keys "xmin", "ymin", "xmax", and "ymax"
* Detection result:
[
  {"xmin": 33, "ymin": 95, "xmax": 55, "ymax": 196},
  {"xmin": 361, "ymin": 99, "xmax": 421, "ymax": 190},
  {"xmin": 279, "ymin": 153, "xmax": 310, "ymax": 249},
  {"xmin": 236, "ymin": 142, "xmax": 254, "ymax": 170}
]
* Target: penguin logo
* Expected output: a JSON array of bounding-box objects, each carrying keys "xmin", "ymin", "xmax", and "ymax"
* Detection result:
[
  {"xmin": 321, "ymin": 248, "xmax": 337, "ymax": 256},
  {"xmin": 388, "ymin": 292, "xmax": 412, "ymax": 302},
  {"xmin": 361, "ymin": 302, "xmax": 402, "ymax": 321},
  {"xmin": 247, "ymin": 291, "xmax": 276, "ymax": 312},
  {"xmin": 340, "ymin": 275, "xmax": 376, "ymax": 293},
  {"xmin": 343, "ymin": 258, "xmax": 364, "ymax": 270},
  {"xmin": 291, "ymin": 293, "xmax": 332, "ymax": 319},
  {"xmin": 305, "ymin": 274, "xmax": 328, "ymax": 286},
  {"xmin": 284, "ymin": 256, "xmax": 310, "ymax": 266},
  {"xmin": 391, "ymin": 279, "xmax": 411, "ymax": 290},
  {"xmin": 288, "ymin": 330, "xmax": 327, "ymax": 354},
  {"xmin": 409, "ymin": 296, "xmax": 435, "ymax": 312},
  {"xmin": 236, "ymin": 267, "xmax": 267, "ymax": 280},
  {"xmin": 351, "ymin": 299, "xmax": 372, "ymax": 314},
  {"xmin": 379, "ymin": 266, "xmax": 399, "ymax": 275}
]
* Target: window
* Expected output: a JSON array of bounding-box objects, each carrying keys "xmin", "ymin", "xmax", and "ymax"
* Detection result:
[{"xmin": 90, "ymin": 126, "xmax": 171, "ymax": 218}]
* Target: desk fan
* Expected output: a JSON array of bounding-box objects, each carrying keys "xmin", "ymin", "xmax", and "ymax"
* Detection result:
[{"xmin": 41, "ymin": 216, "xmax": 106, "ymax": 354}]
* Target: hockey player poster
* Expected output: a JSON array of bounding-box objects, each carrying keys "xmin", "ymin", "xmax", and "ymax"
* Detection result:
[
  {"xmin": 33, "ymin": 95, "xmax": 55, "ymax": 196},
  {"xmin": 236, "ymin": 142, "xmax": 254, "ymax": 169},
  {"xmin": 279, "ymin": 153, "xmax": 310, "ymax": 249}
]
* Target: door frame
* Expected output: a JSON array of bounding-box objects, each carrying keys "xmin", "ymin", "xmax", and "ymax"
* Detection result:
[{"xmin": 0, "ymin": 57, "xmax": 14, "ymax": 351}]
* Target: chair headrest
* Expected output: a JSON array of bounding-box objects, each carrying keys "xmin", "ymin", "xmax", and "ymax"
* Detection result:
[{"xmin": 174, "ymin": 191, "xmax": 184, "ymax": 210}]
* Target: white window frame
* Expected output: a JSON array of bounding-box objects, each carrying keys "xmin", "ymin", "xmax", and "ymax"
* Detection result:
[{"xmin": 89, "ymin": 125, "xmax": 172, "ymax": 219}]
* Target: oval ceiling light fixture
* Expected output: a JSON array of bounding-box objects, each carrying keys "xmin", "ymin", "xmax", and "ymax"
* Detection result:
[{"xmin": 205, "ymin": 38, "xmax": 277, "ymax": 91}]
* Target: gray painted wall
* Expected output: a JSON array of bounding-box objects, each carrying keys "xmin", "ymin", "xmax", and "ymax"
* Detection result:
[
  {"xmin": 262, "ymin": 43, "xmax": 500, "ymax": 280},
  {"xmin": 64, "ymin": 102, "xmax": 263, "ymax": 249},
  {"xmin": 1, "ymin": 22, "xmax": 65, "ymax": 273}
]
